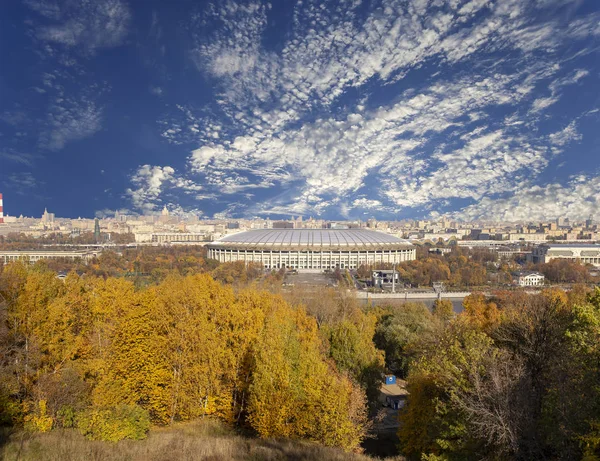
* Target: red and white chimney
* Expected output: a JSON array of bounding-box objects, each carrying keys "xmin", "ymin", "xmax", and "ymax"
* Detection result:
[{"xmin": 0, "ymin": 193, "xmax": 4, "ymax": 224}]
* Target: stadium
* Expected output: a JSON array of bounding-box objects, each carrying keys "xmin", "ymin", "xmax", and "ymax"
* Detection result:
[{"xmin": 206, "ymin": 229, "xmax": 416, "ymax": 270}]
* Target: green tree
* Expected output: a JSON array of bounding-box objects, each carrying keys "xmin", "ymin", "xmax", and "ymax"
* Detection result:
[{"xmin": 374, "ymin": 302, "xmax": 439, "ymax": 377}]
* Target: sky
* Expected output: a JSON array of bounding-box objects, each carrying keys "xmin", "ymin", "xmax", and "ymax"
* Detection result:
[{"xmin": 1, "ymin": 0, "xmax": 599, "ymax": 221}]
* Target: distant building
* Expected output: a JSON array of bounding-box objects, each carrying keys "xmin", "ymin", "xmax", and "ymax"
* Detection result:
[
  {"xmin": 94, "ymin": 218, "xmax": 101, "ymax": 242},
  {"xmin": 513, "ymin": 271, "xmax": 545, "ymax": 287},
  {"xmin": 41, "ymin": 208, "xmax": 55, "ymax": 224},
  {"xmin": 586, "ymin": 216, "xmax": 595, "ymax": 229},
  {"xmin": 530, "ymin": 244, "xmax": 600, "ymax": 267},
  {"xmin": 324, "ymin": 222, "xmax": 350, "ymax": 229},
  {"xmin": 428, "ymin": 247, "xmax": 452, "ymax": 255},
  {"xmin": 372, "ymin": 270, "xmax": 400, "ymax": 287},
  {"xmin": 114, "ymin": 210, "xmax": 128, "ymax": 222},
  {"xmin": 151, "ymin": 233, "xmax": 208, "ymax": 244},
  {"xmin": 508, "ymin": 233, "xmax": 546, "ymax": 242},
  {"xmin": 497, "ymin": 247, "xmax": 527, "ymax": 259},
  {"xmin": 273, "ymin": 221, "xmax": 294, "ymax": 229},
  {"xmin": 0, "ymin": 250, "xmax": 98, "ymax": 265},
  {"xmin": 457, "ymin": 240, "xmax": 506, "ymax": 249}
]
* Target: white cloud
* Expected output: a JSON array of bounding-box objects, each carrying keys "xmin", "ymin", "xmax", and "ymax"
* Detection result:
[
  {"xmin": 549, "ymin": 121, "xmax": 582, "ymax": 146},
  {"xmin": 27, "ymin": 0, "xmax": 131, "ymax": 53},
  {"xmin": 352, "ymin": 198, "xmax": 383, "ymax": 209},
  {"xmin": 0, "ymin": 149, "xmax": 36, "ymax": 166},
  {"xmin": 530, "ymin": 68, "xmax": 590, "ymax": 113},
  {"xmin": 126, "ymin": 165, "xmax": 176, "ymax": 212},
  {"xmin": 531, "ymin": 96, "xmax": 560, "ymax": 112},
  {"xmin": 126, "ymin": 165, "xmax": 206, "ymax": 212},
  {"xmin": 4, "ymin": 173, "xmax": 39, "ymax": 196},
  {"xmin": 40, "ymin": 96, "xmax": 103, "ymax": 150},
  {"xmin": 455, "ymin": 175, "xmax": 600, "ymax": 222},
  {"xmin": 138, "ymin": 0, "xmax": 599, "ymax": 218},
  {"xmin": 95, "ymin": 208, "xmax": 133, "ymax": 218},
  {"xmin": 185, "ymin": 70, "xmax": 559, "ymax": 214},
  {"xmin": 150, "ymin": 86, "xmax": 163, "ymax": 96}
]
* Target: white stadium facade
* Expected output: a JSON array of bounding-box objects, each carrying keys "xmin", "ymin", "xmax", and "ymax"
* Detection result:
[{"xmin": 206, "ymin": 229, "xmax": 416, "ymax": 270}]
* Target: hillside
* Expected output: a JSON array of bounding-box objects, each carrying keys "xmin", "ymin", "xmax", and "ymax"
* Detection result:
[{"xmin": 0, "ymin": 419, "xmax": 402, "ymax": 461}]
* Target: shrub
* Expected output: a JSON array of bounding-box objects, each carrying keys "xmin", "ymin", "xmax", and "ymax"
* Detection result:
[
  {"xmin": 0, "ymin": 393, "xmax": 22, "ymax": 426},
  {"xmin": 57, "ymin": 405, "xmax": 76, "ymax": 428},
  {"xmin": 24, "ymin": 400, "xmax": 53, "ymax": 433},
  {"xmin": 76, "ymin": 405, "xmax": 150, "ymax": 442}
]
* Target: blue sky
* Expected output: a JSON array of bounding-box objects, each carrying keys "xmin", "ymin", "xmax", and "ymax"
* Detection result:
[{"xmin": 1, "ymin": 0, "xmax": 599, "ymax": 221}]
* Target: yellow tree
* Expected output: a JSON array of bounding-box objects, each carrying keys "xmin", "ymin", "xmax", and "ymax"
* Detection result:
[
  {"xmin": 5, "ymin": 267, "xmax": 65, "ymax": 399},
  {"xmin": 92, "ymin": 289, "xmax": 171, "ymax": 424},
  {"xmin": 248, "ymin": 304, "xmax": 368, "ymax": 451},
  {"xmin": 150, "ymin": 274, "xmax": 266, "ymax": 423},
  {"xmin": 462, "ymin": 293, "xmax": 500, "ymax": 332}
]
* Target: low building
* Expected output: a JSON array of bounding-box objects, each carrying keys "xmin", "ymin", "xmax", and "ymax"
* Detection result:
[
  {"xmin": 513, "ymin": 271, "xmax": 545, "ymax": 287},
  {"xmin": 372, "ymin": 270, "xmax": 400, "ymax": 287},
  {"xmin": 151, "ymin": 233, "xmax": 208, "ymax": 244},
  {"xmin": 379, "ymin": 375, "xmax": 409, "ymax": 410},
  {"xmin": 529, "ymin": 244, "xmax": 600, "ymax": 267},
  {"xmin": 0, "ymin": 250, "xmax": 98, "ymax": 264},
  {"xmin": 457, "ymin": 240, "xmax": 506, "ymax": 249},
  {"xmin": 428, "ymin": 247, "xmax": 452, "ymax": 255},
  {"xmin": 497, "ymin": 247, "xmax": 527, "ymax": 259},
  {"xmin": 508, "ymin": 233, "xmax": 547, "ymax": 242}
]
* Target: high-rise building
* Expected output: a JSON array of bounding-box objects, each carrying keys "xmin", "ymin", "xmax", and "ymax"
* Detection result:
[
  {"xmin": 0, "ymin": 193, "xmax": 4, "ymax": 224},
  {"xmin": 586, "ymin": 215, "xmax": 594, "ymax": 229},
  {"xmin": 41, "ymin": 208, "xmax": 55, "ymax": 224},
  {"xmin": 94, "ymin": 218, "xmax": 101, "ymax": 242}
]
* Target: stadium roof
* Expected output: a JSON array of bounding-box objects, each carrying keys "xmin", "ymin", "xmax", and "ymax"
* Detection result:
[{"xmin": 209, "ymin": 229, "xmax": 412, "ymax": 249}]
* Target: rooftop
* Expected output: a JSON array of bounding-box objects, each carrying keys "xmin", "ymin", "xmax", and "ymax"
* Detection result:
[{"xmin": 210, "ymin": 229, "xmax": 412, "ymax": 248}]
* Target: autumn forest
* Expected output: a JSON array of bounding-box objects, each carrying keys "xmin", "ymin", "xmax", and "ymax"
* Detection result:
[{"xmin": 1, "ymin": 248, "xmax": 600, "ymax": 460}]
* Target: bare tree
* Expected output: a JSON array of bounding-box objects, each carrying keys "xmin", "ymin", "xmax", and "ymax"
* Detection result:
[{"xmin": 453, "ymin": 350, "xmax": 530, "ymax": 458}]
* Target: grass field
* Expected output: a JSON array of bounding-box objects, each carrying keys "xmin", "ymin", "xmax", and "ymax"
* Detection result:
[{"xmin": 0, "ymin": 419, "xmax": 404, "ymax": 461}]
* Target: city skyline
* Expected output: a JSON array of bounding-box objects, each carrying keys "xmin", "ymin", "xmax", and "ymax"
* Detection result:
[
  {"xmin": 1, "ymin": 0, "xmax": 600, "ymax": 221},
  {"xmin": 0, "ymin": 194, "xmax": 598, "ymax": 228}
]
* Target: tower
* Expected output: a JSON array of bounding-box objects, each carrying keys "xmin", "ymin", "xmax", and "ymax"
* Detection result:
[
  {"xmin": 94, "ymin": 218, "xmax": 101, "ymax": 243},
  {"xmin": 41, "ymin": 208, "xmax": 54, "ymax": 223},
  {"xmin": 0, "ymin": 193, "xmax": 4, "ymax": 224}
]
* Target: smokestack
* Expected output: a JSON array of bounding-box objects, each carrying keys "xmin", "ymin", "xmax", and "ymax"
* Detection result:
[{"xmin": 0, "ymin": 193, "xmax": 3, "ymax": 224}]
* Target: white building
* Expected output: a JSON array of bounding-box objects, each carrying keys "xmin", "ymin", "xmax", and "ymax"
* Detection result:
[
  {"xmin": 508, "ymin": 233, "xmax": 547, "ymax": 242},
  {"xmin": 513, "ymin": 271, "xmax": 545, "ymax": 287},
  {"xmin": 0, "ymin": 250, "xmax": 98, "ymax": 265},
  {"xmin": 372, "ymin": 270, "xmax": 400, "ymax": 287},
  {"xmin": 151, "ymin": 233, "xmax": 208, "ymax": 244},
  {"xmin": 207, "ymin": 229, "xmax": 416, "ymax": 271},
  {"xmin": 530, "ymin": 244, "xmax": 600, "ymax": 267}
]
